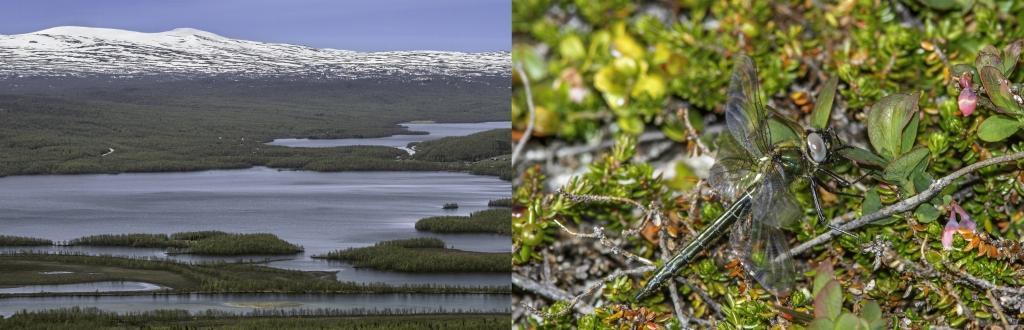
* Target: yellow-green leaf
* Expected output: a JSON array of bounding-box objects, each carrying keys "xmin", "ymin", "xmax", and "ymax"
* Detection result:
[{"xmin": 978, "ymin": 115, "xmax": 1021, "ymax": 142}]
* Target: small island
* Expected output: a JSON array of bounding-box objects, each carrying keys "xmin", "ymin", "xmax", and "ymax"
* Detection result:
[
  {"xmin": 313, "ymin": 238, "xmax": 510, "ymax": 273},
  {"xmin": 65, "ymin": 231, "xmax": 303, "ymax": 255},
  {"xmin": 442, "ymin": 202, "xmax": 459, "ymax": 210},
  {"xmin": 415, "ymin": 209, "xmax": 510, "ymax": 235}
]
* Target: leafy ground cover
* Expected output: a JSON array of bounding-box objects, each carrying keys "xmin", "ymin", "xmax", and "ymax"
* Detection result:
[{"xmin": 512, "ymin": 1, "xmax": 1024, "ymax": 328}]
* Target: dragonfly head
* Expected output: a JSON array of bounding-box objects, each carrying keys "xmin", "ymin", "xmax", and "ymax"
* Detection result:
[{"xmin": 806, "ymin": 131, "xmax": 828, "ymax": 164}]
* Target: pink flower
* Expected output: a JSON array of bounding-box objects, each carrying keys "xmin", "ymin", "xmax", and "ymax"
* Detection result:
[
  {"xmin": 941, "ymin": 201, "xmax": 976, "ymax": 250},
  {"xmin": 953, "ymin": 203, "xmax": 975, "ymax": 232},
  {"xmin": 958, "ymin": 73, "xmax": 977, "ymax": 116},
  {"xmin": 942, "ymin": 210, "xmax": 958, "ymax": 250}
]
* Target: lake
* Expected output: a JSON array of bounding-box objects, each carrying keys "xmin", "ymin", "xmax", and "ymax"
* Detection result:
[
  {"xmin": 0, "ymin": 168, "xmax": 510, "ymax": 286},
  {"xmin": 266, "ymin": 121, "xmax": 510, "ymax": 152},
  {"xmin": 0, "ymin": 293, "xmax": 510, "ymax": 317}
]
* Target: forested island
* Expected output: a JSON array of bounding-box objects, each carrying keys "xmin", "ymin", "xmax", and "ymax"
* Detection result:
[
  {"xmin": 415, "ymin": 209, "xmax": 511, "ymax": 234},
  {"xmin": 313, "ymin": 238, "xmax": 510, "ymax": 273}
]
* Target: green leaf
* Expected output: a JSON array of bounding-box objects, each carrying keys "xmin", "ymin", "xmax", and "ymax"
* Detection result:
[
  {"xmin": 814, "ymin": 280, "xmax": 842, "ymax": 320},
  {"xmin": 977, "ymin": 115, "xmax": 1021, "ymax": 142},
  {"xmin": 918, "ymin": 0, "xmax": 958, "ymax": 9},
  {"xmin": 837, "ymin": 147, "xmax": 886, "ymax": 168},
  {"xmin": 617, "ymin": 115, "xmax": 645, "ymax": 135},
  {"xmin": 834, "ymin": 313, "xmax": 866, "ymax": 330},
  {"xmin": 768, "ymin": 118, "xmax": 800, "ymax": 144},
  {"xmin": 976, "ymin": 46, "xmax": 1002, "ymax": 71},
  {"xmin": 979, "ymin": 66, "xmax": 1024, "ymax": 115},
  {"xmin": 807, "ymin": 319, "xmax": 835, "ymax": 330},
  {"xmin": 867, "ymin": 93, "xmax": 919, "ymax": 160},
  {"xmin": 951, "ymin": 64, "xmax": 978, "ymax": 82},
  {"xmin": 512, "ymin": 46, "xmax": 546, "ymax": 82},
  {"xmin": 813, "ymin": 262, "xmax": 835, "ymax": 297},
  {"xmin": 901, "ymin": 114, "xmax": 919, "ymax": 155},
  {"xmin": 861, "ymin": 301, "xmax": 882, "ymax": 322},
  {"xmin": 914, "ymin": 203, "xmax": 940, "ymax": 223},
  {"xmin": 1003, "ymin": 40, "xmax": 1023, "ymax": 76},
  {"xmin": 812, "ymin": 76, "xmax": 838, "ymax": 130},
  {"xmin": 911, "ymin": 169, "xmax": 933, "ymax": 195},
  {"xmin": 558, "ymin": 35, "xmax": 586, "ymax": 61},
  {"xmin": 882, "ymin": 147, "xmax": 930, "ymax": 183},
  {"xmin": 862, "ymin": 188, "xmax": 881, "ymax": 215}
]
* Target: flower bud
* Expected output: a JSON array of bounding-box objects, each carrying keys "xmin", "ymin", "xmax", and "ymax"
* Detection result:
[
  {"xmin": 958, "ymin": 73, "xmax": 977, "ymax": 116},
  {"xmin": 958, "ymin": 88, "xmax": 977, "ymax": 116}
]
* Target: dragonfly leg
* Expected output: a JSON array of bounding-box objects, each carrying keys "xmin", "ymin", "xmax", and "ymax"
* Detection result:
[
  {"xmin": 822, "ymin": 168, "xmax": 871, "ymax": 187},
  {"xmin": 809, "ymin": 177, "xmax": 854, "ymax": 236},
  {"xmin": 814, "ymin": 172, "xmax": 863, "ymax": 199}
]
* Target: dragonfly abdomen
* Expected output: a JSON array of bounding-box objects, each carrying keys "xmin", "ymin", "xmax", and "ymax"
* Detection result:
[{"xmin": 635, "ymin": 193, "xmax": 753, "ymax": 300}]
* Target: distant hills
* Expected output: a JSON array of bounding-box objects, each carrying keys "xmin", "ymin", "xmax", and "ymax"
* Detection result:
[{"xmin": 0, "ymin": 26, "xmax": 510, "ymax": 81}]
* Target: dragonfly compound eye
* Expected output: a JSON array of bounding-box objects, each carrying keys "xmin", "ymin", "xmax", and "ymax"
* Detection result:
[{"xmin": 807, "ymin": 132, "xmax": 827, "ymax": 163}]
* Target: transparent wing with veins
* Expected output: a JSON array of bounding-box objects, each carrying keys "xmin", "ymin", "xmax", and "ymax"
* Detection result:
[
  {"xmin": 729, "ymin": 164, "xmax": 800, "ymax": 295},
  {"xmin": 725, "ymin": 54, "xmax": 772, "ymax": 158}
]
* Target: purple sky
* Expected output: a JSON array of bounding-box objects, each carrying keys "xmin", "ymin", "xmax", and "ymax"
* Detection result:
[{"xmin": 0, "ymin": 0, "xmax": 510, "ymax": 52}]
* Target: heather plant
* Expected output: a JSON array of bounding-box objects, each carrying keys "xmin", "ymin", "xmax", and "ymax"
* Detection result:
[{"xmin": 512, "ymin": 1, "xmax": 1024, "ymax": 328}]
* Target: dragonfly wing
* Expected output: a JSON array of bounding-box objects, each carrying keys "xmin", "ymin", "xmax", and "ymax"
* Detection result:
[
  {"xmin": 730, "ymin": 167, "xmax": 799, "ymax": 295},
  {"xmin": 725, "ymin": 54, "xmax": 771, "ymax": 158},
  {"xmin": 709, "ymin": 132, "xmax": 755, "ymax": 201}
]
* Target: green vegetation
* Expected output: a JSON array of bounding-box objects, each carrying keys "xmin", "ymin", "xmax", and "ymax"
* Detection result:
[
  {"xmin": 411, "ymin": 129, "xmax": 510, "ymax": 162},
  {"xmin": 442, "ymin": 202, "xmax": 459, "ymax": 210},
  {"xmin": 487, "ymin": 198, "xmax": 512, "ymax": 207},
  {"xmin": 69, "ymin": 234, "xmax": 186, "ymax": 249},
  {"xmin": 0, "ymin": 254, "xmax": 508, "ymax": 294},
  {"xmin": 0, "ymin": 235, "xmax": 52, "ymax": 246},
  {"xmin": 315, "ymin": 238, "xmax": 510, "ymax": 273},
  {"xmin": 68, "ymin": 232, "xmax": 302, "ymax": 255},
  {"xmin": 0, "ymin": 308, "xmax": 509, "ymax": 330},
  {"xmin": 416, "ymin": 209, "xmax": 511, "ymax": 234},
  {"xmin": 0, "ymin": 77, "xmax": 508, "ymax": 178},
  {"xmin": 514, "ymin": 0, "xmax": 1024, "ymax": 328}
]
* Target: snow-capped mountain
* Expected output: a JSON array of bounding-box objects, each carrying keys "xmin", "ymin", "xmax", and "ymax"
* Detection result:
[{"xmin": 0, "ymin": 26, "xmax": 510, "ymax": 80}]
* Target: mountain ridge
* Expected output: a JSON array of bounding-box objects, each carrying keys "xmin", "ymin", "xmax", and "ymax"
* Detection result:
[{"xmin": 0, "ymin": 26, "xmax": 510, "ymax": 80}]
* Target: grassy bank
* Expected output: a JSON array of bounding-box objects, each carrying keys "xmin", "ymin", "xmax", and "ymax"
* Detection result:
[
  {"xmin": 68, "ymin": 232, "xmax": 302, "ymax": 255},
  {"xmin": 415, "ymin": 209, "xmax": 511, "ymax": 234},
  {"xmin": 0, "ymin": 254, "xmax": 507, "ymax": 294},
  {"xmin": 314, "ymin": 238, "xmax": 510, "ymax": 273},
  {"xmin": 0, "ymin": 308, "xmax": 510, "ymax": 330},
  {"xmin": 0, "ymin": 235, "xmax": 52, "ymax": 246}
]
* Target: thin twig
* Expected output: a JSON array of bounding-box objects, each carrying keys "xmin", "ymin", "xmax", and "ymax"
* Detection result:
[
  {"xmin": 986, "ymin": 289, "xmax": 1011, "ymax": 329},
  {"xmin": 778, "ymin": 151, "xmax": 1024, "ymax": 262},
  {"xmin": 512, "ymin": 64, "xmax": 536, "ymax": 165},
  {"xmin": 679, "ymin": 107, "xmax": 710, "ymax": 156},
  {"xmin": 660, "ymin": 226, "xmax": 690, "ymax": 327},
  {"xmin": 513, "ymin": 273, "xmax": 595, "ymax": 315},
  {"xmin": 516, "ymin": 266, "xmax": 657, "ymax": 318},
  {"xmin": 550, "ymin": 217, "xmax": 654, "ymax": 266}
]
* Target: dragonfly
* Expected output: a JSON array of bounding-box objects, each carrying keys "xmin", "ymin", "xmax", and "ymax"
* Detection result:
[{"xmin": 635, "ymin": 54, "xmax": 865, "ymax": 300}]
